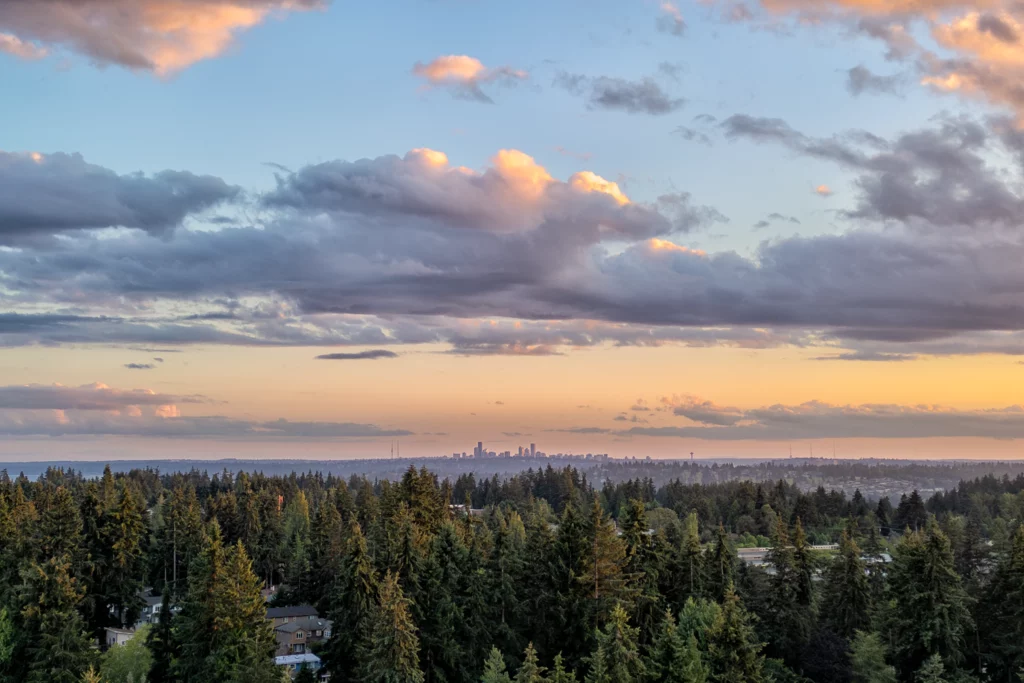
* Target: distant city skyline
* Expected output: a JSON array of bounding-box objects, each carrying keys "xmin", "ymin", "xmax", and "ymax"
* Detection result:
[{"xmin": 3, "ymin": 0, "xmax": 1024, "ymax": 460}]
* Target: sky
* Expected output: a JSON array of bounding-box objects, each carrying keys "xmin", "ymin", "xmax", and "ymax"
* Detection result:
[{"xmin": 2, "ymin": 0, "xmax": 1024, "ymax": 461}]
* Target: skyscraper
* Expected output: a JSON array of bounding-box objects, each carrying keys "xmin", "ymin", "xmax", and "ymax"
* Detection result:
[{"xmin": 530, "ymin": 443, "xmax": 536, "ymax": 457}]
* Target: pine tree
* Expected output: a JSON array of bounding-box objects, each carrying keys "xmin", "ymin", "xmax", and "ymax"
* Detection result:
[
  {"xmin": 36, "ymin": 486, "xmax": 86, "ymax": 570},
  {"xmin": 821, "ymin": 530, "xmax": 871, "ymax": 639},
  {"xmin": 762, "ymin": 518, "xmax": 810, "ymax": 665},
  {"xmin": 302, "ymin": 499, "xmax": 344, "ymax": 612},
  {"xmin": 584, "ymin": 603, "xmax": 646, "ymax": 683},
  {"xmin": 646, "ymin": 609, "xmax": 708, "ymax": 683},
  {"xmin": 980, "ymin": 524, "xmax": 1024, "ymax": 680},
  {"xmin": 21, "ymin": 554, "xmax": 96, "ymax": 683},
  {"xmin": 322, "ymin": 520, "xmax": 379, "ymax": 682},
  {"xmin": 514, "ymin": 643, "xmax": 548, "ymax": 683},
  {"xmin": 886, "ymin": 522, "xmax": 972, "ymax": 676},
  {"xmin": 146, "ymin": 589, "xmax": 175, "ymax": 683},
  {"xmin": 849, "ymin": 631, "xmax": 896, "ymax": 683},
  {"xmin": 915, "ymin": 654, "xmax": 946, "ymax": 683},
  {"xmin": 490, "ymin": 510, "xmax": 528, "ymax": 658},
  {"xmin": 482, "ymin": 648, "xmax": 513, "ymax": 683},
  {"xmin": 677, "ymin": 597, "xmax": 721, "ymax": 652},
  {"xmin": 157, "ymin": 485, "xmax": 204, "ymax": 599},
  {"xmin": 704, "ymin": 525, "xmax": 735, "ymax": 603},
  {"xmin": 620, "ymin": 499, "xmax": 662, "ymax": 645},
  {"xmin": 173, "ymin": 526, "xmax": 277, "ymax": 683},
  {"xmin": 582, "ymin": 498, "xmax": 628, "ymax": 629},
  {"xmin": 673, "ymin": 513, "xmax": 705, "ymax": 608},
  {"xmin": 106, "ymin": 483, "xmax": 147, "ymax": 628},
  {"xmin": 418, "ymin": 522, "xmax": 472, "ymax": 683},
  {"xmin": 707, "ymin": 586, "xmax": 764, "ymax": 683},
  {"xmin": 551, "ymin": 654, "xmax": 577, "ymax": 683},
  {"xmin": 357, "ymin": 571, "xmax": 425, "ymax": 683},
  {"xmin": 551, "ymin": 503, "xmax": 593, "ymax": 670}
]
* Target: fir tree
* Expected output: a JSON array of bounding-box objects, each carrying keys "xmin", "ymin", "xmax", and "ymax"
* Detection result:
[
  {"xmin": 357, "ymin": 571, "xmax": 425, "ymax": 683},
  {"xmin": 294, "ymin": 666, "xmax": 317, "ymax": 683},
  {"xmin": 584, "ymin": 603, "xmax": 646, "ymax": 683},
  {"xmin": 886, "ymin": 522, "xmax": 972, "ymax": 676},
  {"xmin": 146, "ymin": 589, "xmax": 175, "ymax": 683},
  {"xmin": 490, "ymin": 510, "xmax": 528, "ymax": 657},
  {"xmin": 551, "ymin": 654, "xmax": 578, "ymax": 683},
  {"xmin": 105, "ymin": 483, "xmax": 147, "ymax": 628},
  {"xmin": 514, "ymin": 643, "xmax": 548, "ymax": 683},
  {"xmin": 21, "ymin": 554, "xmax": 96, "ymax": 683},
  {"xmin": 673, "ymin": 513, "xmax": 705, "ymax": 608},
  {"xmin": 850, "ymin": 631, "xmax": 896, "ymax": 683},
  {"xmin": 822, "ymin": 530, "xmax": 871, "ymax": 639},
  {"xmin": 646, "ymin": 609, "xmax": 708, "ymax": 683},
  {"xmin": 707, "ymin": 586, "xmax": 764, "ymax": 683},
  {"xmin": 704, "ymin": 525, "xmax": 735, "ymax": 603},
  {"xmin": 173, "ymin": 526, "xmax": 277, "ymax": 683},
  {"xmin": 582, "ymin": 498, "xmax": 628, "ymax": 629},
  {"xmin": 418, "ymin": 522, "xmax": 472, "ymax": 683},
  {"xmin": 980, "ymin": 524, "xmax": 1024, "ymax": 681},
  {"xmin": 482, "ymin": 648, "xmax": 513, "ymax": 683},
  {"xmin": 322, "ymin": 520, "xmax": 379, "ymax": 682},
  {"xmin": 551, "ymin": 504, "xmax": 593, "ymax": 670},
  {"xmin": 914, "ymin": 654, "xmax": 946, "ymax": 683},
  {"xmin": 763, "ymin": 518, "xmax": 811, "ymax": 665}
]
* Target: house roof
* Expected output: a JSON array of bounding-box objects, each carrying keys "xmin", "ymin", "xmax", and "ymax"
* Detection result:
[
  {"xmin": 266, "ymin": 605, "xmax": 319, "ymax": 619},
  {"xmin": 275, "ymin": 618, "xmax": 331, "ymax": 634}
]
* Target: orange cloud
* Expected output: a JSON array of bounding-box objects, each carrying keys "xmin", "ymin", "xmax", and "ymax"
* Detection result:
[
  {"xmin": 933, "ymin": 12, "xmax": 1024, "ymax": 65},
  {"xmin": 646, "ymin": 238, "xmax": 706, "ymax": 255},
  {"xmin": 569, "ymin": 171, "xmax": 630, "ymax": 205},
  {"xmin": 412, "ymin": 54, "xmax": 528, "ymax": 102},
  {"xmin": 815, "ymin": 184, "xmax": 834, "ymax": 196},
  {"xmin": 413, "ymin": 55, "xmax": 489, "ymax": 83},
  {"xmin": 0, "ymin": 1, "xmax": 323, "ymax": 74}
]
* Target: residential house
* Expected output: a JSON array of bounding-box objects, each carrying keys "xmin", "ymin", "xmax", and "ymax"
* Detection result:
[
  {"xmin": 266, "ymin": 604, "xmax": 319, "ymax": 629},
  {"xmin": 104, "ymin": 627, "xmax": 136, "ymax": 648},
  {"xmin": 273, "ymin": 615, "xmax": 332, "ymax": 657}
]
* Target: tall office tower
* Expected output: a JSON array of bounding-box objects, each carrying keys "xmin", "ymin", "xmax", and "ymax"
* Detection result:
[
  {"xmin": 518, "ymin": 446, "xmax": 523, "ymax": 457},
  {"xmin": 475, "ymin": 442, "xmax": 483, "ymax": 458},
  {"xmin": 530, "ymin": 443, "xmax": 536, "ymax": 457}
]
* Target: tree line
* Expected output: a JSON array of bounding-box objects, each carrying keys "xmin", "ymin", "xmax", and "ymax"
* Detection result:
[{"xmin": 1, "ymin": 464, "xmax": 1024, "ymax": 682}]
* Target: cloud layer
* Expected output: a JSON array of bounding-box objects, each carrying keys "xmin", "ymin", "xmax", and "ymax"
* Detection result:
[
  {"xmin": 0, "ymin": 382, "xmax": 410, "ymax": 439},
  {"xmin": 0, "ymin": 0, "xmax": 326, "ymax": 74},
  {"xmin": 3, "ymin": 127, "xmax": 1024, "ymax": 361}
]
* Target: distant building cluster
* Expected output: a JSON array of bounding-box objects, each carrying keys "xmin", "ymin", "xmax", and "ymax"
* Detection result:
[{"xmin": 449, "ymin": 441, "xmax": 609, "ymax": 461}]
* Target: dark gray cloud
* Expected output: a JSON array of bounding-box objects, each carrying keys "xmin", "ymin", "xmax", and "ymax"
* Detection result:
[
  {"xmin": 4, "ymin": 128, "xmax": 1024, "ymax": 361},
  {"xmin": 0, "ymin": 383, "xmax": 205, "ymax": 411},
  {"xmin": 722, "ymin": 114, "xmax": 1024, "ymax": 231},
  {"xmin": 814, "ymin": 351, "xmax": 917, "ymax": 362},
  {"xmin": 620, "ymin": 397, "xmax": 1024, "ymax": 440},
  {"xmin": 124, "ymin": 363, "xmax": 155, "ymax": 370},
  {"xmin": 0, "ymin": 152, "xmax": 239, "ymax": 243},
  {"xmin": 977, "ymin": 13, "xmax": 1019, "ymax": 43},
  {"xmin": 316, "ymin": 349, "xmax": 398, "ymax": 360},
  {"xmin": 674, "ymin": 127, "xmax": 712, "ymax": 145},
  {"xmin": 555, "ymin": 72, "xmax": 685, "ymax": 115},
  {"xmin": 846, "ymin": 65, "xmax": 904, "ymax": 96},
  {"xmin": 0, "ymin": 413, "xmax": 412, "ymax": 439},
  {"xmin": 767, "ymin": 212, "xmax": 801, "ymax": 224}
]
